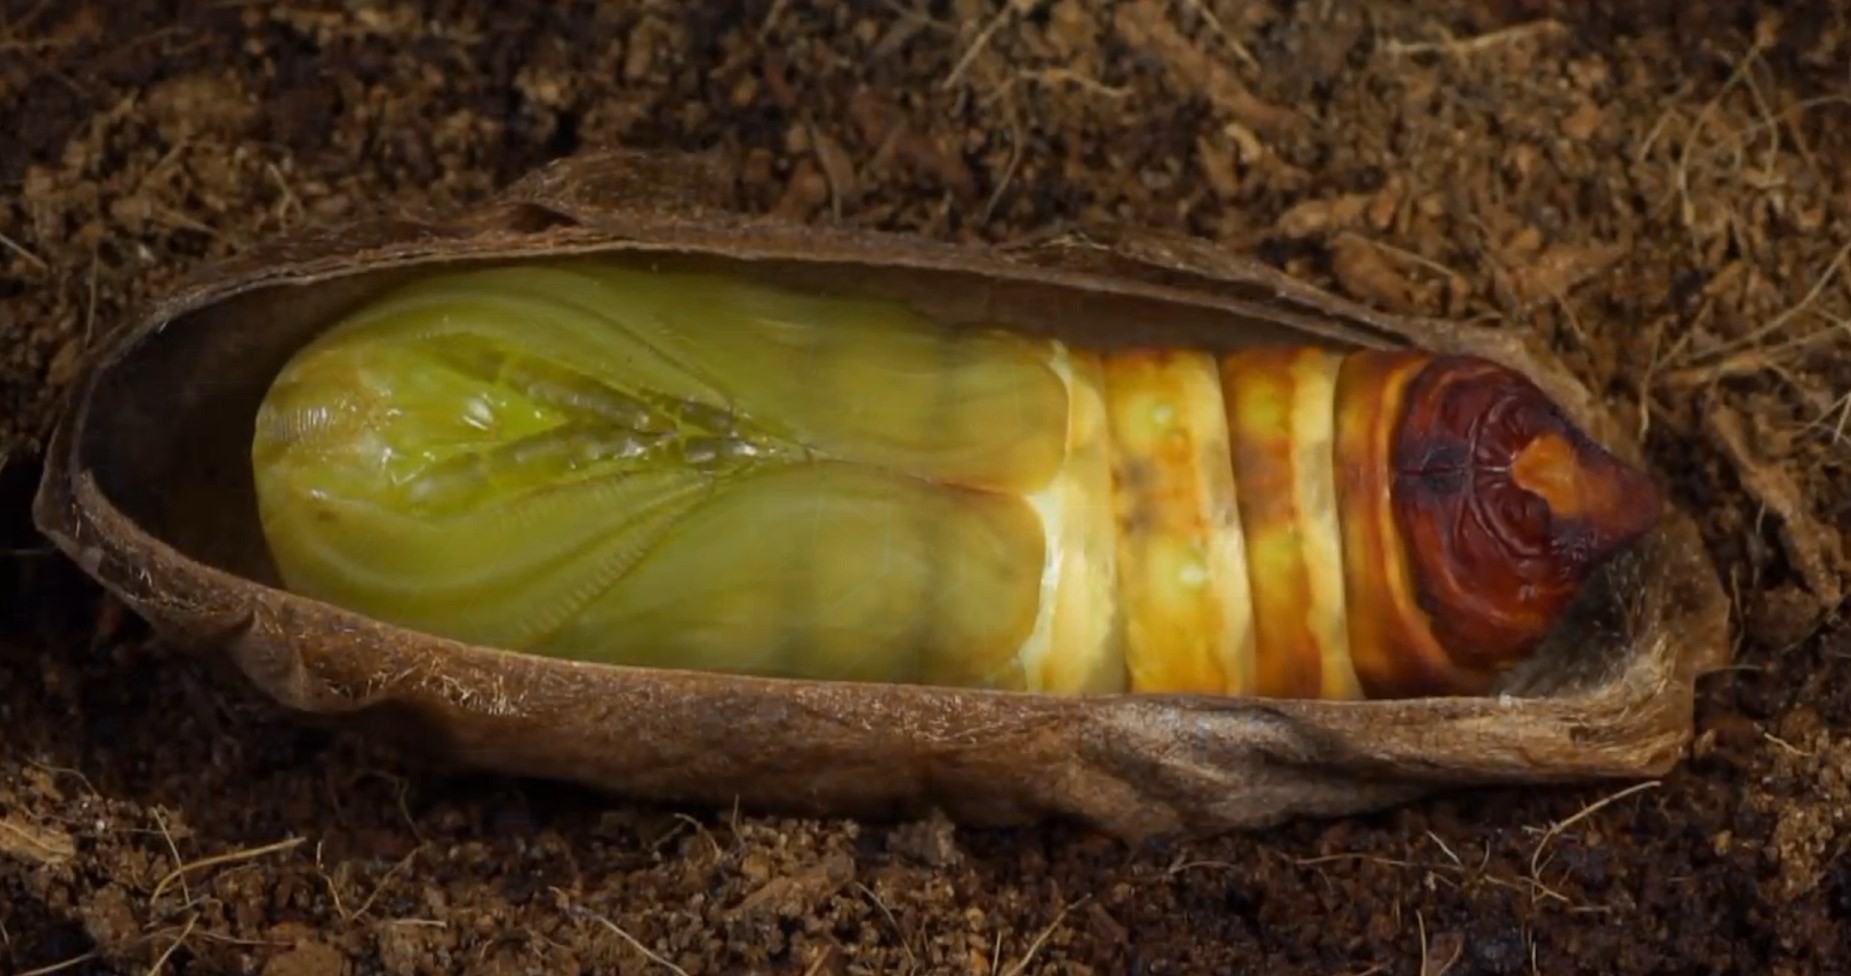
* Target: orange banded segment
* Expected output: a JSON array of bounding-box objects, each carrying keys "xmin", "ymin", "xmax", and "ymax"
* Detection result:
[
  {"xmin": 1222, "ymin": 346, "xmax": 1360, "ymax": 700},
  {"xmin": 1101, "ymin": 349, "xmax": 1255, "ymax": 694},
  {"xmin": 1331, "ymin": 351, "xmax": 1476, "ymax": 697}
]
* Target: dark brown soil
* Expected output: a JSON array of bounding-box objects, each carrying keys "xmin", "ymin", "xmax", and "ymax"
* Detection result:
[{"xmin": 5, "ymin": 1, "xmax": 1851, "ymax": 973}]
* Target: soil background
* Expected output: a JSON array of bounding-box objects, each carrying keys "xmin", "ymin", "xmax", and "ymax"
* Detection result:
[{"xmin": 5, "ymin": 1, "xmax": 1851, "ymax": 973}]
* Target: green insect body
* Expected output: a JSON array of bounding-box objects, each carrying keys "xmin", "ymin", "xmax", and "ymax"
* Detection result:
[{"xmin": 251, "ymin": 260, "xmax": 1111, "ymax": 692}]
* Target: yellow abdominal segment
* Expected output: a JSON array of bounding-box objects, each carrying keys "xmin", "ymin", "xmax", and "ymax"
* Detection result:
[
  {"xmin": 1221, "ymin": 347, "xmax": 1361, "ymax": 699},
  {"xmin": 1090, "ymin": 346, "xmax": 1363, "ymax": 698},
  {"xmin": 1098, "ymin": 351, "xmax": 1255, "ymax": 694},
  {"xmin": 1015, "ymin": 348, "xmax": 1129, "ymax": 694}
]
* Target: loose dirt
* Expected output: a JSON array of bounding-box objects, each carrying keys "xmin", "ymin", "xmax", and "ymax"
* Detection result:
[{"xmin": 4, "ymin": 1, "xmax": 1850, "ymax": 973}]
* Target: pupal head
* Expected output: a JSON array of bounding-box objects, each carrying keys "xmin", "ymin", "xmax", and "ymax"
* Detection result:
[{"xmin": 1392, "ymin": 354, "xmax": 1662, "ymax": 673}]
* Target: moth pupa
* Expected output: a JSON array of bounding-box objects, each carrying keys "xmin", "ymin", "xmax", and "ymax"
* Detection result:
[{"xmin": 248, "ymin": 259, "xmax": 1662, "ymax": 701}]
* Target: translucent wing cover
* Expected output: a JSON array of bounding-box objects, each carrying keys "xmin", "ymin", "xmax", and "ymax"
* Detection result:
[{"xmin": 251, "ymin": 261, "xmax": 1123, "ymax": 691}]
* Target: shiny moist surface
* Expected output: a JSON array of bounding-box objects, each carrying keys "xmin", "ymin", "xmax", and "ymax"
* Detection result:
[
  {"xmin": 1100, "ymin": 349, "xmax": 1256, "ymax": 694},
  {"xmin": 252, "ymin": 260, "xmax": 1659, "ymax": 700},
  {"xmin": 1221, "ymin": 346, "xmax": 1361, "ymax": 699},
  {"xmin": 251, "ymin": 260, "xmax": 1098, "ymax": 690},
  {"xmin": 1391, "ymin": 355, "xmax": 1663, "ymax": 672},
  {"xmin": 1331, "ymin": 349, "xmax": 1473, "ymax": 698}
]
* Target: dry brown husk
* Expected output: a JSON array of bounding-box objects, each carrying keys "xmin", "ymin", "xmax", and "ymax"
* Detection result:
[{"xmin": 32, "ymin": 150, "xmax": 1733, "ymax": 841}]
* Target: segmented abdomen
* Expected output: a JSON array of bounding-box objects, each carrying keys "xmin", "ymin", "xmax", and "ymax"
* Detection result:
[
  {"xmin": 1089, "ymin": 346, "xmax": 1472, "ymax": 699},
  {"xmin": 250, "ymin": 260, "xmax": 1658, "ymax": 700}
]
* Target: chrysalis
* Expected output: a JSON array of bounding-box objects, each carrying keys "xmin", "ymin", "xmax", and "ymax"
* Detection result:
[{"xmin": 250, "ymin": 258, "xmax": 1660, "ymax": 700}]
